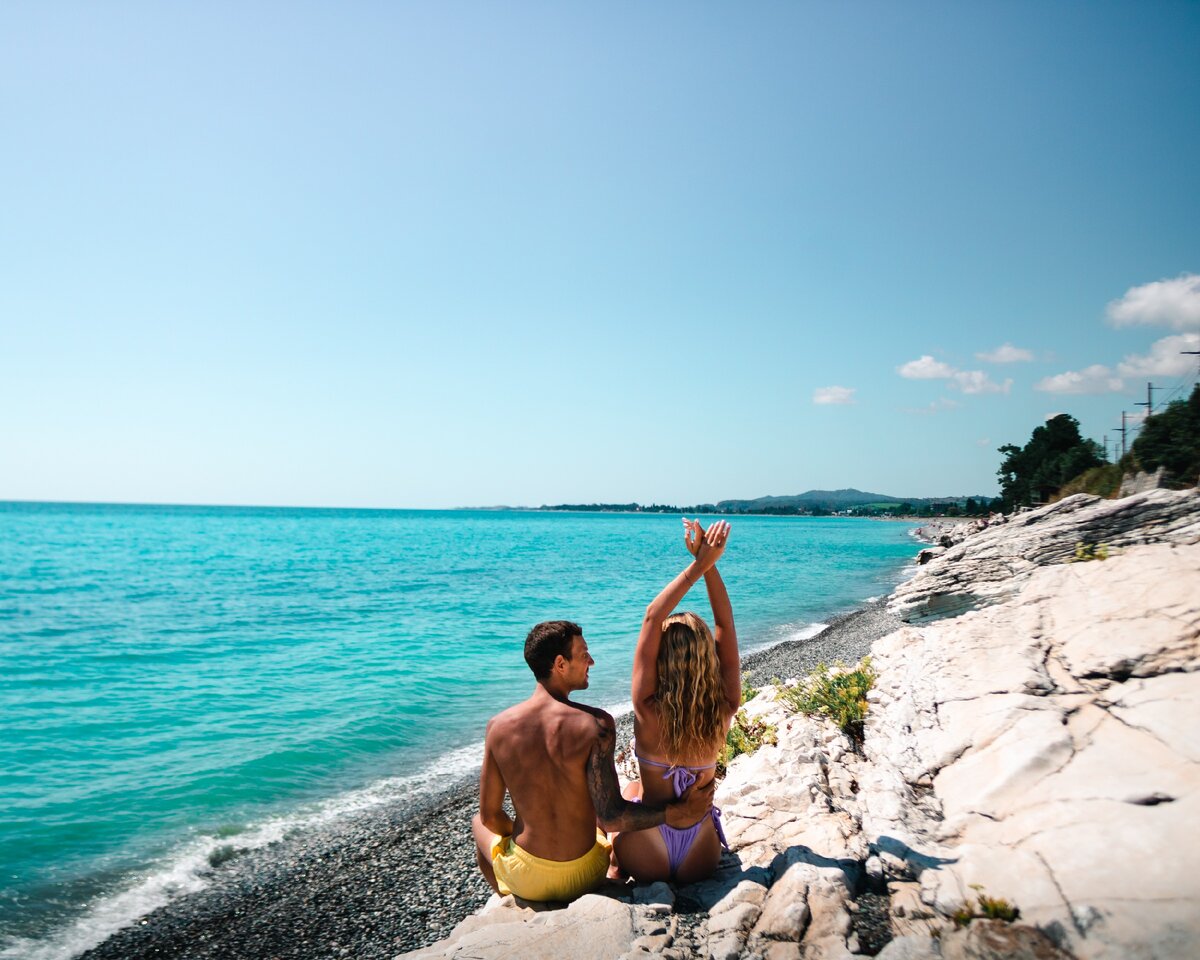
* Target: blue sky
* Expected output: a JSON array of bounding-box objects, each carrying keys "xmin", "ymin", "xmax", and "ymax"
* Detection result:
[{"xmin": 2, "ymin": 2, "xmax": 1198, "ymax": 508}]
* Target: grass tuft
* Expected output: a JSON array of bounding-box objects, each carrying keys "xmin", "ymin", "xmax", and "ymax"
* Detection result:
[
  {"xmin": 1070, "ymin": 541, "xmax": 1108, "ymax": 562},
  {"xmin": 953, "ymin": 885, "xmax": 1021, "ymax": 927}
]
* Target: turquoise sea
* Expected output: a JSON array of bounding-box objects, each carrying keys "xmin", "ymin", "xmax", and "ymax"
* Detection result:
[{"xmin": 0, "ymin": 502, "xmax": 918, "ymax": 959}]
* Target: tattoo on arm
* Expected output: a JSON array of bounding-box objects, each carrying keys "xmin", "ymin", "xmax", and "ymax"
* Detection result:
[{"xmin": 586, "ymin": 716, "xmax": 670, "ymax": 832}]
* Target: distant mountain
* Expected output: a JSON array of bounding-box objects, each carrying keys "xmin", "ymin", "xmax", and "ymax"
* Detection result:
[
  {"xmin": 539, "ymin": 488, "xmax": 996, "ymax": 516},
  {"xmin": 713, "ymin": 489, "xmax": 903, "ymax": 512}
]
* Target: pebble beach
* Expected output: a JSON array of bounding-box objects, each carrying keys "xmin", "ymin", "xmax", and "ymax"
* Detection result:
[{"xmin": 78, "ymin": 603, "xmax": 904, "ymax": 960}]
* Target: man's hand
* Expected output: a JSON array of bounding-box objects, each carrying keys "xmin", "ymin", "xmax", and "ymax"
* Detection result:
[{"xmin": 665, "ymin": 777, "xmax": 716, "ymax": 828}]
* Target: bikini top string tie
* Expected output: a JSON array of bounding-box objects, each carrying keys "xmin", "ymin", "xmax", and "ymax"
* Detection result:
[{"xmin": 663, "ymin": 765, "xmax": 697, "ymax": 796}]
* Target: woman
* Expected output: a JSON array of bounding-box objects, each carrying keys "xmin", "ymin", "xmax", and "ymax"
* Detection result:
[{"xmin": 612, "ymin": 518, "xmax": 741, "ymax": 884}]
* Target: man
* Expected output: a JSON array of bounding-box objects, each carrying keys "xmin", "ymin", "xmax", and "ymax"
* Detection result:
[{"xmin": 471, "ymin": 620, "xmax": 715, "ymax": 902}]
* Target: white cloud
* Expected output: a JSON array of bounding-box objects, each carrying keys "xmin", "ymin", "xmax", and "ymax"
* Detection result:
[
  {"xmin": 813, "ymin": 385, "xmax": 855, "ymax": 405},
  {"xmin": 1035, "ymin": 364, "xmax": 1125, "ymax": 395},
  {"xmin": 897, "ymin": 354, "xmax": 1010, "ymax": 394},
  {"xmin": 976, "ymin": 437, "xmax": 991, "ymax": 447},
  {"xmin": 976, "ymin": 343, "xmax": 1034, "ymax": 363},
  {"xmin": 1107, "ymin": 273, "xmax": 1200, "ymax": 330},
  {"xmin": 953, "ymin": 370, "xmax": 1012, "ymax": 395},
  {"xmin": 897, "ymin": 355, "xmax": 955, "ymax": 379},
  {"xmin": 1116, "ymin": 332, "xmax": 1200, "ymax": 378}
]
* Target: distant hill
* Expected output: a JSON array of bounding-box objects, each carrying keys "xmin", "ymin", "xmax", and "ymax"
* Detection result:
[
  {"xmin": 713, "ymin": 489, "xmax": 903, "ymax": 512},
  {"xmin": 540, "ymin": 488, "xmax": 997, "ymax": 516}
]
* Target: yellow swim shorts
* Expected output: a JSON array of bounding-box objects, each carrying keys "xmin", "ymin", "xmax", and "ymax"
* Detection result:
[{"xmin": 489, "ymin": 830, "xmax": 611, "ymax": 902}]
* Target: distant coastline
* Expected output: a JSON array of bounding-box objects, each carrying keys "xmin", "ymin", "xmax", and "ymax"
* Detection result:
[{"xmin": 535, "ymin": 487, "xmax": 1000, "ymax": 518}]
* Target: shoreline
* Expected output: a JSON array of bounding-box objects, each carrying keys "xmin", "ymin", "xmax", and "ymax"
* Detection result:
[{"xmin": 71, "ymin": 601, "xmax": 906, "ymax": 960}]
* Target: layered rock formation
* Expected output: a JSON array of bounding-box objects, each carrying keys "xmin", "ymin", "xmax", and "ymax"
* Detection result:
[
  {"xmin": 890, "ymin": 490, "xmax": 1200, "ymax": 622},
  {"xmin": 400, "ymin": 489, "xmax": 1199, "ymax": 960}
]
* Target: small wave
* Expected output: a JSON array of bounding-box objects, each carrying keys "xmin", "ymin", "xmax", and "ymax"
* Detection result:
[
  {"xmin": 742, "ymin": 620, "xmax": 829, "ymax": 658},
  {"xmin": 790, "ymin": 622, "xmax": 829, "ymax": 642},
  {"xmin": 0, "ymin": 741, "xmax": 486, "ymax": 960}
]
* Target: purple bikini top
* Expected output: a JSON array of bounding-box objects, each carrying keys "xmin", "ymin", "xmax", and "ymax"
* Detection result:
[{"xmin": 634, "ymin": 750, "xmax": 716, "ymax": 798}]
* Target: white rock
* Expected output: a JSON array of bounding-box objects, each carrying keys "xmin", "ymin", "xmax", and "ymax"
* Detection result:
[
  {"xmin": 876, "ymin": 934, "xmax": 942, "ymax": 959},
  {"xmin": 1107, "ymin": 670, "xmax": 1200, "ymax": 762},
  {"xmin": 933, "ymin": 709, "xmax": 1074, "ymax": 819},
  {"xmin": 753, "ymin": 862, "xmax": 811, "ymax": 941},
  {"xmin": 706, "ymin": 900, "xmax": 760, "ymax": 934}
]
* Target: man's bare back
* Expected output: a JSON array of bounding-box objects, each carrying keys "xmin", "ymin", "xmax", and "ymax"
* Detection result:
[{"xmin": 485, "ymin": 692, "xmax": 607, "ymax": 860}]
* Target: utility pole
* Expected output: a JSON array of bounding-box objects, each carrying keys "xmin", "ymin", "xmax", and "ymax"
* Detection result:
[
  {"xmin": 1116, "ymin": 412, "xmax": 1128, "ymax": 460},
  {"xmin": 1135, "ymin": 382, "xmax": 1158, "ymax": 418},
  {"xmin": 1103, "ymin": 433, "xmax": 1110, "ymax": 461}
]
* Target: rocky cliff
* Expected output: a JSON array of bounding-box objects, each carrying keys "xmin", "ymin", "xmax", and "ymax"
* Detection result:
[{"xmin": 400, "ymin": 489, "xmax": 1200, "ymax": 960}]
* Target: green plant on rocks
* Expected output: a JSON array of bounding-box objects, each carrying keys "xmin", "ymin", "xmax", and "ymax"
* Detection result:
[
  {"xmin": 716, "ymin": 709, "xmax": 777, "ymax": 778},
  {"xmin": 1070, "ymin": 541, "xmax": 1108, "ymax": 562},
  {"xmin": 953, "ymin": 885, "xmax": 1021, "ymax": 927},
  {"xmin": 776, "ymin": 657, "xmax": 877, "ymax": 743},
  {"xmin": 740, "ymin": 674, "xmax": 758, "ymax": 705}
]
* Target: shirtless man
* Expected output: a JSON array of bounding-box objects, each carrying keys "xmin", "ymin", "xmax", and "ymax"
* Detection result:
[{"xmin": 471, "ymin": 621, "xmax": 715, "ymax": 902}]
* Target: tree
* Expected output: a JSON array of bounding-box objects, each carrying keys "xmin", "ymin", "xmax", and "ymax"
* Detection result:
[
  {"xmin": 1131, "ymin": 384, "xmax": 1200, "ymax": 486},
  {"xmin": 998, "ymin": 414, "xmax": 1106, "ymax": 511}
]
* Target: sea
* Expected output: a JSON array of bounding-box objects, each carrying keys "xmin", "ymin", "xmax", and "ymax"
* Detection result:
[{"xmin": 0, "ymin": 502, "xmax": 919, "ymax": 959}]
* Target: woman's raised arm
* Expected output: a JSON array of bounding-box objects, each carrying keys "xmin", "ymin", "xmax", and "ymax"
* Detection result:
[
  {"xmin": 630, "ymin": 520, "xmax": 730, "ymax": 707},
  {"xmin": 704, "ymin": 562, "xmax": 741, "ymax": 716},
  {"xmin": 683, "ymin": 519, "xmax": 740, "ymax": 714}
]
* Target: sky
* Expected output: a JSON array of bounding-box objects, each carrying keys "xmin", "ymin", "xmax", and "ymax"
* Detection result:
[{"xmin": 2, "ymin": 1, "xmax": 1198, "ymax": 508}]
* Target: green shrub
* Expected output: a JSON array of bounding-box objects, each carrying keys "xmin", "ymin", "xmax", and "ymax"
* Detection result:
[
  {"xmin": 776, "ymin": 658, "xmax": 876, "ymax": 744},
  {"xmin": 740, "ymin": 675, "xmax": 758, "ymax": 705},
  {"xmin": 717, "ymin": 710, "xmax": 777, "ymax": 778}
]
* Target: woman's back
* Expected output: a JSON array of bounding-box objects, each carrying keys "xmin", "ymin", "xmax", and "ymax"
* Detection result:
[
  {"xmin": 631, "ymin": 703, "xmax": 724, "ymax": 805},
  {"xmin": 612, "ymin": 520, "xmax": 740, "ymax": 885}
]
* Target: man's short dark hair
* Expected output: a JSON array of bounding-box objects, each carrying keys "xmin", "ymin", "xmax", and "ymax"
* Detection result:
[{"xmin": 524, "ymin": 620, "xmax": 582, "ymax": 680}]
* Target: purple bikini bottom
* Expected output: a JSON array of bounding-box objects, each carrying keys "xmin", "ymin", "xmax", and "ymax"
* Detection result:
[
  {"xmin": 659, "ymin": 807, "xmax": 729, "ymax": 876},
  {"xmin": 631, "ymin": 799, "xmax": 729, "ymax": 876}
]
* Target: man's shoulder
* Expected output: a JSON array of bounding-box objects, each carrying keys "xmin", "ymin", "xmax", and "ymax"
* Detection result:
[
  {"xmin": 536, "ymin": 699, "xmax": 614, "ymax": 745},
  {"xmin": 562, "ymin": 702, "xmax": 614, "ymax": 742},
  {"xmin": 485, "ymin": 701, "xmax": 530, "ymax": 736}
]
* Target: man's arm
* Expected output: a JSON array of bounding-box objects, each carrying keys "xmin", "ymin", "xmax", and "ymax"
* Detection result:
[
  {"xmin": 586, "ymin": 712, "xmax": 713, "ymax": 832},
  {"xmin": 479, "ymin": 723, "xmax": 515, "ymax": 837}
]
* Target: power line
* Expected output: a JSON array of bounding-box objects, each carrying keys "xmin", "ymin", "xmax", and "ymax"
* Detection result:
[
  {"xmin": 1134, "ymin": 381, "xmax": 1159, "ymax": 417},
  {"xmin": 1115, "ymin": 411, "xmax": 1129, "ymax": 459}
]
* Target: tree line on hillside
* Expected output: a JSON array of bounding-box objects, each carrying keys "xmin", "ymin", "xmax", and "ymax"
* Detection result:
[
  {"xmin": 540, "ymin": 499, "xmax": 1000, "ymax": 518},
  {"xmin": 998, "ymin": 384, "xmax": 1200, "ymax": 511}
]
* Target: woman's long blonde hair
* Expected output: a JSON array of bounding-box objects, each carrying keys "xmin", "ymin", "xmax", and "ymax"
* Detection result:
[{"xmin": 655, "ymin": 611, "xmax": 726, "ymax": 762}]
